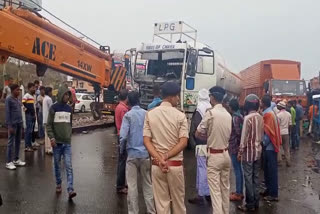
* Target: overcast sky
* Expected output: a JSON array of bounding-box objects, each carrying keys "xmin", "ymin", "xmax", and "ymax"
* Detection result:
[{"xmin": 42, "ymin": 0, "xmax": 320, "ymax": 79}]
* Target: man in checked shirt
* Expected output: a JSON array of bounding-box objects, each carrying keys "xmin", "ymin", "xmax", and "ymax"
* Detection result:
[{"xmin": 237, "ymin": 94, "xmax": 264, "ymax": 212}]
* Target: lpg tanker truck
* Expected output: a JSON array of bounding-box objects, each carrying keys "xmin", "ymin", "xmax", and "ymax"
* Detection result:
[{"xmin": 126, "ymin": 21, "xmax": 242, "ymax": 114}]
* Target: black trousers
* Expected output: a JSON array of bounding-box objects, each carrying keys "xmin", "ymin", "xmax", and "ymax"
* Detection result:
[
  {"xmin": 116, "ymin": 137, "xmax": 127, "ymax": 189},
  {"xmin": 263, "ymin": 150, "xmax": 278, "ymax": 197},
  {"xmin": 290, "ymin": 125, "xmax": 297, "ymax": 149}
]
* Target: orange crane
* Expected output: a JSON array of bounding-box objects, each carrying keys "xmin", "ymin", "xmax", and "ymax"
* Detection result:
[{"xmin": 0, "ymin": 6, "xmax": 127, "ymax": 119}]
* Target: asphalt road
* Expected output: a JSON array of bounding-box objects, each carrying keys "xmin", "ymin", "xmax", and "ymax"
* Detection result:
[{"xmin": 0, "ymin": 128, "xmax": 319, "ymax": 214}]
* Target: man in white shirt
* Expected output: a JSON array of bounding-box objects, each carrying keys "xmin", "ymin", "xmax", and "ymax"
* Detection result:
[
  {"xmin": 1, "ymin": 77, "xmax": 13, "ymax": 100},
  {"xmin": 42, "ymin": 87, "xmax": 53, "ymax": 154},
  {"xmin": 37, "ymin": 86, "xmax": 45, "ymax": 140},
  {"xmin": 277, "ymin": 101, "xmax": 292, "ymax": 167}
]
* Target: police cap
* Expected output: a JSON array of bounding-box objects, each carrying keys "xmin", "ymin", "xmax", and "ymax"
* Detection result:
[
  {"xmin": 161, "ymin": 82, "xmax": 181, "ymax": 98},
  {"xmin": 209, "ymin": 86, "xmax": 226, "ymax": 102}
]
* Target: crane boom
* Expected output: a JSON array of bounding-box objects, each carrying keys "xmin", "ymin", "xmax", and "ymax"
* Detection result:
[
  {"xmin": 0, "ymin": 6, "xmax": 127, "ymax": 120},
  {"xmin": 0, "ymin": 7, "xmax": 112, "ymax": 88}
]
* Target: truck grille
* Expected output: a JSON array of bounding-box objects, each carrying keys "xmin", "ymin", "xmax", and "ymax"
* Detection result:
[{"xmin": 139, "ymin": 82, "xmax": 155, "ymax": 109}]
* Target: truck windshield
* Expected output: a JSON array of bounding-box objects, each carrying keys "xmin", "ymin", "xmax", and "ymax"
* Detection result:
[
  {"xmin": 135, "ymin": 50, "xmax": 185, "ymax": 80},
  {"xmin": 271, "ymin": 80, "xmax": 306, "ymax": 96}
]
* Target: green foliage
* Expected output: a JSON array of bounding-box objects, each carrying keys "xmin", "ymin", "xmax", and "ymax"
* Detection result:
[{"xmin": 0, "ymin": 60, "xmax": 67, "ymax": 89}]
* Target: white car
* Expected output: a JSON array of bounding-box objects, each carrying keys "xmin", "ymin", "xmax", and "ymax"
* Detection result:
[{"xmin": 75, "ymin": 93, "xmax": 94, "ymax": 113}]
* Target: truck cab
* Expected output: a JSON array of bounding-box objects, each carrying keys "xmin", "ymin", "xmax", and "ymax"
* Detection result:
[
  {"xmin": 264, "ymin": 79, "xmax": 307, "ymax": 106},
  {"xmin": 128, "ymin": 21, "xmax": 241, "ymax": 114}
]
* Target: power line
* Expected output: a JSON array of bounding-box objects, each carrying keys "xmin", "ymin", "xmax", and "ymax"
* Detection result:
[
  {"xmin": 0, "ymin": 1, "xmax": 21, "ymax": 7},
  {"xmin": 27, "ymin": 0, "xmax": 103, "ymax": 47}
]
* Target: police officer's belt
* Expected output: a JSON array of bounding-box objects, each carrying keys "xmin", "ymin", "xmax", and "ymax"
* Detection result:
[
  {"xmin": 209, "ymin": 148, "xmax": 228, "ymax": 154},
  {"xmin": 152, "ymin": 160, "xmax": 183, "ymax": 167}
]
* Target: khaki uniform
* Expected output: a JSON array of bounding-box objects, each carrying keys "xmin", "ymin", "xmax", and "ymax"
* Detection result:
[
  {"xmin": 197, "ymin": 104, "xmax": 232, "ymax": 214},
  {"xmin": 143, "ymin": 102, "xmax": 189, "ymax": 214}
]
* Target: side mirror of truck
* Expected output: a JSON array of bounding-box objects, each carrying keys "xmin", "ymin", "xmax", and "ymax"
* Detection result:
[
  {"xmin": 124, "ymin": 58, "xmax": 130, "ymax": 71},
  {"xmin": 200, "ymin": 47, "xmax": 213, "ymax": 54},
  {"xmin": 111, "ymin": 59, "xmax": 115, "ymax": 69},
  {"xmin": 263, "ymin": 81, "xmax": 269, "ymax": 93},
  {"xmin": 186, "ymin": 49, "xmax": 197, "ymax": 77}
]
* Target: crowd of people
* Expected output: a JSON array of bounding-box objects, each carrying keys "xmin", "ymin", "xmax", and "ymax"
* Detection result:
[
  {"xmin": 2, "ymin": 79, "xmax": 309, "ymax": 213},
  {"xmin": 114, "ymin": 82, "xmax": 308, "ymax": 214}
]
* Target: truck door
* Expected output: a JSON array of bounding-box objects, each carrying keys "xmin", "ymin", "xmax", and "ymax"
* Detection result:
[{"xmin": 184, "ymin": 48, "xmax": 214, "ymax": 112}]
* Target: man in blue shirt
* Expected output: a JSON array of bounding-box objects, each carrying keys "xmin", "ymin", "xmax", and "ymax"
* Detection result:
[
  {"xmin": 147, "ymin": 84, "xmax": 162, "ymax": 110},
  {"xmin": 5, "ymin": 84, "xmax": 26, "ymax": 170},
  {"xmin": 120, "ymin": 91, "xmax": 155, "ymax": 214}
]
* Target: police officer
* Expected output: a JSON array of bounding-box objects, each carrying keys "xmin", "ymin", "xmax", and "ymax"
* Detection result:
[
  {"xmin": 196, "ymin": 86, "xmax": 232, "ymax": 214},
  {"xmin": 143, "ymin": 82, "xmax": 189, "ymax": 214}
]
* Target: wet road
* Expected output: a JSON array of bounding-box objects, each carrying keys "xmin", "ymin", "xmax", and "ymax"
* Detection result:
[{"xmin": 0, "ymin": 128, "xmax": 320, "ymax": 214}]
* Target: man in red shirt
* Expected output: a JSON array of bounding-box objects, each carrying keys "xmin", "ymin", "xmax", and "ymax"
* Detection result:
[{"xmin": 115, "ymin": 89, "xmax": 129, "ymax": 194}]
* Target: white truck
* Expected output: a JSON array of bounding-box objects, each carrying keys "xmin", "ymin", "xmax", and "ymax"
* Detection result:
[{"xmin": 126, "ymin": 21, "xmax": 242, "ymax": 114}]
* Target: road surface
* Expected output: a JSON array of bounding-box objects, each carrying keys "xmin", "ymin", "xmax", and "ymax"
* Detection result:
[{"xmin": 0, "ymin": 128, "xmax": 319, "ymax": 213}]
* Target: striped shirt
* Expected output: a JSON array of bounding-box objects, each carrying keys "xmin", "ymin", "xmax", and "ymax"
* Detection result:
[
  {"xmin": 239, "ymin": 111, "xmax": 264, "ymax": 162},
  {"xmin": 22, "ymin": 93, "xmax": 35, "ymax": 116}
]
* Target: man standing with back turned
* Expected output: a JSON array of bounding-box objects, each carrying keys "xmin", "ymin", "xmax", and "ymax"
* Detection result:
[
  {"xmin": 196, "ymin": 86, "xmax": 232, "ymax": 214},
  {"xmin": 261, "ymin": 95, "xmax": 281, "ymax": 202},
  {"xmin": 115, "ymin": 89, "xmax": 129, "ymax": 194},
  {"xmin": 120, "ymin": 91, "xmax": 155, "ymax": 214},
  {"xmin": 144, "ymin": 82, "xmax": 189, "ymax": 214}
]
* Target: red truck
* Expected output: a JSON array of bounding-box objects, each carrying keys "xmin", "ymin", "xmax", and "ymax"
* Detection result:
[{"xmin": 239, "ymin": 59, "xmax": 307, "ymax": 107}]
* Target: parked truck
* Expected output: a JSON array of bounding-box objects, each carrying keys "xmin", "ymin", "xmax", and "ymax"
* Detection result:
[
  {"xmin": 306, "ymin": 75, "xmax": 320, "ymax": 106},
  {"xmin": 239, "ymin": 59, "xmax": 307, "ymax": 107},
  {"xmin": 126, "ymin": 21, "xmax": 242, "ymax": 114}
]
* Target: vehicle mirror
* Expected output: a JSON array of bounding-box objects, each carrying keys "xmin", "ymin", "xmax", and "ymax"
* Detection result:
[
  {"xmin": 186, "ymin": 77, "xmax": 195, "ymax": 90},
  {"xmin": 201, "ymin": 47, "xmax": 213, "ymax": 54},
  {"xmin": 125, "ymin": 58, "xmax": 130, "ymax": 71},
  {"xmin": 263, "ymin": 81, "xmax": 269, "ymax": 93},
  {"xmin": 186, "ymin": 49, "xmax": 197, "ymax": 77},
  {"xmin": 111, "ymin": 59, "xmax": 115, "ymax": 69}
]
